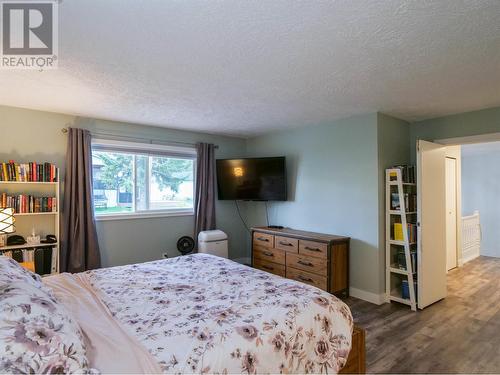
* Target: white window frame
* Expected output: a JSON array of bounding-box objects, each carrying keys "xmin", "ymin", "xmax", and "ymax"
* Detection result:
[{"xmin": 91, "ymin": 139, "xmax": 197, "ymax": 221}]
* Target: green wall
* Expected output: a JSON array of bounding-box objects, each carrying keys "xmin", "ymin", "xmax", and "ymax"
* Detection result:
[
  {"xmin": 0, "ymin": 105, "xmax": 247, "ymax": 267},
  {"xmin": 377, "ymin": 113, "xmax": 411, "ymax": 293},
  {"xmin": 245, "ymin": 114, "xmax": 383, "ymax": 296},
  {"xmin": 410, "ymin": 106, "xmax": 500, "ymax": 161},
  {"xmin": 243, "ymin": 113, "xmax": 412, "ymax": 297}
]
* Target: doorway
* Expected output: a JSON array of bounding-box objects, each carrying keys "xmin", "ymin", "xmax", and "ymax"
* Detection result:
[
  {"xmin": 445, "ymin": 157, "xmax": 458, "ymax": 271},
  {"xmin": 460, "ymin": 141, "xmax": 500, "ymax": 260},
  {"xmin": 434, "ymin": 136, "xmax": 500, "ymax": 265}
]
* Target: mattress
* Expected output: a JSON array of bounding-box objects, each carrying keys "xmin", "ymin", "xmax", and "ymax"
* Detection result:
[{"xmin": 44, "ymin": 253, "xmax": 353, "ymax": 374}]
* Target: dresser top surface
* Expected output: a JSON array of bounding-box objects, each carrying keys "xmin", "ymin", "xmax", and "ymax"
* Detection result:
[{"xmin": 251, "ymin": 226, "xmax": 350, "ymax": 243}]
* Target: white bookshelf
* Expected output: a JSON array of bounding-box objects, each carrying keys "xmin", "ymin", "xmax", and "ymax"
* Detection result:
[
  {"xmin": 0, "ymin": 179, "xmax": 60, "ymax": 275},
  {"xmin": 0, "ymin": 242, "xmax": 59, "ymax": 251},
  {"xmin": 0, "ymin": 181, "xmax": 58, "ymax": 185},
  {"xmin": 385, "ymin": 168, "xmax": 417, "ymax": 311},
  {"xmin": 14, "ymin": 212, "xmax": 58, "ymax": 216}
]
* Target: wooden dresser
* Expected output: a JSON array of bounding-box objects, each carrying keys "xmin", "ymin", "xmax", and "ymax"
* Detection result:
[{"xmin": 251, "ymin": 227, "xmax": 350, "ymax": 297}]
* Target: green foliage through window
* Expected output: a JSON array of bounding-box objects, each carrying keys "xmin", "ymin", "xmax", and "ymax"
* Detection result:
[
  {"xmin": 92, "ymin": 147, "xmax": 195, "ymax": 215},
  {"xmin": 151, "ymin": 157, "xmax": 193, "ymax": 193}
]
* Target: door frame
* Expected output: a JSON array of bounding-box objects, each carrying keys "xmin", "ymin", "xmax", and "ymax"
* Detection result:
[
  {"xmin": 445, "ymin": 156, "xmax": 458, "ymax": 271},
  {"xmin": 443, "ymin": 146, "xmax": 463, "ymax": 267}
]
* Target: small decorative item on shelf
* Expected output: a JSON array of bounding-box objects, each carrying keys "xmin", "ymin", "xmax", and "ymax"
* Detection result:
[
  {"xmin": 0, "ymin": 207, "xmax": 15, "ymax": 247},
  {"xmin": 7, "ymin": 235, "xmax": 26, "ymax": 246},
  {"xmin": 27, "ymin": 228, "xmax": 41, "ymax": 245},
  {"xmin": 26, "ymin": 236, "xmax": 40, "ymax": 245},
  {"xmin": 41, "ymin": 234, "xmax": 57, "ymax": 244}
]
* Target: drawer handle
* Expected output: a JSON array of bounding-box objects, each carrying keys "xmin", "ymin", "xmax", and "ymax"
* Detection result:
[
  {"xmin": 279, "ymin": 241, "xmax": 293, "ymax": 247},
  {"xmin": 297, "ymin": 275, "xmax": 313, "ymax": 283},
  {"xmin": 262, "ymin": 251, "xmax": 274, "ymax": 257},
  {"xmin": 261, "ymin": 265, "xmax": 274, "ymax": 271},
  {"xmin": 297, "ymin": 260, "xmax": 313, "ymax": 267},
  {"xmin": 257, "ymin": 237, "xmax": 270, "ymax": 242},
  {"xmin": 305, "ymin": 246, "xmax": 321, "ymax": 252}
]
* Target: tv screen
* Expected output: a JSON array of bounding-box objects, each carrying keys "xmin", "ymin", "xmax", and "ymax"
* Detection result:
[{"xmin": 216, "ymin": 157, "xmax": 287, "ymax": 201}]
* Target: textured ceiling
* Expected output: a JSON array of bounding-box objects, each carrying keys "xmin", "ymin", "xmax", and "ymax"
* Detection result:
[{"xmin": 1, "ymin": 0, "xmax": 499, "ymax": 137}]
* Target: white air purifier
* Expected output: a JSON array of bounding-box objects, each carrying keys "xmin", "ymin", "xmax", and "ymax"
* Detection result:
[{"xmin": 198, "ymin": 230, "xmax": 228, "ymax": 258}]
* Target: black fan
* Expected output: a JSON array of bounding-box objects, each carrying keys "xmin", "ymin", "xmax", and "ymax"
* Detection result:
[{"xmin": 177, "ymin": 236, "xmax": 195, "ymax": 255}]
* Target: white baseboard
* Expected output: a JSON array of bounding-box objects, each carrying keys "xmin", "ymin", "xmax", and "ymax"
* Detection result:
[
  {"xmin": 462, "ymin": 252, "xmax": 480, "ymax": 264},
  {"xmin": 349, "ymin": 287, "xmax": 385, "ymax": 305}
]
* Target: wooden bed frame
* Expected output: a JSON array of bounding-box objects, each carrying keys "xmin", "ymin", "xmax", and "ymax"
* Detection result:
[{"xmin": 339, "ymin": 325, "xmax": 366, "ymax": 374}]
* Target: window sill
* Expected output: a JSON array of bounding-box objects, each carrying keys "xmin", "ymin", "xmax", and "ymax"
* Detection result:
[{"xmin": 95, "ymin": 210, "xmax": 194, "ymax": 221}]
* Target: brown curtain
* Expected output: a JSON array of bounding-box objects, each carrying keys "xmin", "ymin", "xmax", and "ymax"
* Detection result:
[
  {"xmin": 194, "ymin": 143, "xmax": 216, "ymax": 243},
  {"xmin": 60, "ymin": 128, "xmax": 101, "ymax": 272}
]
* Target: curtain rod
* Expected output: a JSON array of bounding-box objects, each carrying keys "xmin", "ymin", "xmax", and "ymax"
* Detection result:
[{"xmin": 61, "ymin": 128, "xmax": 219, "ymax": 149}]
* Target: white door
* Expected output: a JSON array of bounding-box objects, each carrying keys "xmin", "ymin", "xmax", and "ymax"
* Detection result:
[
  {"xmin": 417, "ymin": 140, "xmax": 447, "ymax": 309},
  {"xmin": 446, "ymin": 157, "xmax": 458, "ymax": 271}
]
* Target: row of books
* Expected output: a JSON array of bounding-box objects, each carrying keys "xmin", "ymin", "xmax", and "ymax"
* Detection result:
[
  {"xmin": 393, "ymin": 222, "xmax": 417, "ymax": 243},
  {"xmin": 391, "ymin": 192, "xmax": 417, "ymax": 212},
  {"xmin": 391, "ymin": 165, "xmax": 416, "ymax": 184},
  {"xmin": 0, "ymin": 194, "xmax": 57, "ymax": 213},
  {"xmin": 1, "ymin": 247, "xmax": 57, "ymax": 275},
  {"xmin": 394, "ymin": 249, "xmax": 417, "ymax": 273},
  {"xmin": 401, "ymin": 279, "xmax": 418, "ymax": 300},
  {"xmin": 0, "ymin": 161, "xmax": 59, "ymax": 182}
]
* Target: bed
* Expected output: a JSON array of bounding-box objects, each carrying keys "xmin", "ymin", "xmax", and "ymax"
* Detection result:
[{"xmin": 0, "ymin": 254, "xmax": 365, "ymax": 374}]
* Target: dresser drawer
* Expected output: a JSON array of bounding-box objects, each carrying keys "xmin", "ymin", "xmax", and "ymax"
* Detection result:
[
  {"xmin": 299, "ymin": 239, "xmax": 328, "ymax": 259},
  {"xmin": 253, "ymin": 232, "xmax": 274, "ymax": 248},
  {"xmin": 253, "ymin": 258, "xmax": 285, "ymax": 277},
  {"xmin": 254, "ymin": 246, "xmax": 286, "ymax": 265},
  {"xmin": 286, "ymin": 267, "xmax": 327, "ymax": 291},
  {"xmin": 275, "ymin": 236, "xmax": 298, "ymax": 253},
  {"xmin": 286, "ymin": 252, "xmax": 327, "ymax": 276}
]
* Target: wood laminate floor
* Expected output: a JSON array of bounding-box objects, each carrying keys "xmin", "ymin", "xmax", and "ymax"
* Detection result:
[{"xmin": 345, "ymin": 256, "xmax": 500, "ymax": 374}]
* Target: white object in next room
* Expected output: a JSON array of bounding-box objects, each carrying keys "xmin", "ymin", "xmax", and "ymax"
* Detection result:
[
  {"xmin": 461, "ymin": 210, "xmax": 481, "ymax": 264},
  {"xmin": 198, "ymin": 230, "xmax": 228, "ymax": 258}
]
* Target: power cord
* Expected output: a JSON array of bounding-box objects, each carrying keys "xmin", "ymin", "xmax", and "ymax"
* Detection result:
[
  {"xmin": 264, "ymin": 201, "xmax": 270, "ymax": 226},
  {"xmin": 235, "ymin": 200, "xmax": 251, "ymax": 234}
]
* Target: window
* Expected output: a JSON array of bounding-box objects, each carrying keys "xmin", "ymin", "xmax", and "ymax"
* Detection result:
[{"xmin": 91, "ymin": 140, "xmax": 196, "ymax": 219}]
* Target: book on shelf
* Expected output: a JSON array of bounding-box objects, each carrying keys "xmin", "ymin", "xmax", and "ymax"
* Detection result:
[
  {"xmin": 391, "ymin": 193, "xmax": 401, "ymax": 210},
  {"xmin": 0, "ymin": 193, "xmax": 57, "ymax": 214},
  {"xmin": 0, "ymin": 161, "xmax": 58, "ymax": 182},
  {"xmin": 395, "ymin": 249, "xmax": 417, "ymax": 272},
  {"xmin": 401, "ymin": 279, "xmax": 418, "ymax": 300},
  {"xmin": 393, "ymin": 222, "xmax": 417, "ymax": 243},
  {"xmin": 1, "ymin": 247, "xmax": 56, "ymax": 275},
  {"xmin": 391, "ymin": 192, "xmax": 417, "ymax": 212},
  {"xmin": 389, "ymin": 165, "xmax": 416, "ymax": 184}
]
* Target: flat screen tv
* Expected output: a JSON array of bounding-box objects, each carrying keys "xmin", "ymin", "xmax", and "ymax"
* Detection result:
[{"xmin": 216, "ymin": 157, "xmax": 287, "ymax": 201}]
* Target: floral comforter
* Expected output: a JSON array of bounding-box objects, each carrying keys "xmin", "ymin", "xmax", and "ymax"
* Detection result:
[{"xmin": 85, "ymin": 254, "xmax": 353, "ymax": 374}]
